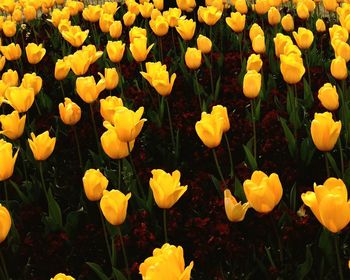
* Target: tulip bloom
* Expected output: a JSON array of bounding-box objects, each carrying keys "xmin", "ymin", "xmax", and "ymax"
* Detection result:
[
  {"xmin": 149, "ymin": 169, "xmax": 188, "ymax": 209},
  {"xmin": 28, "ymin": 131, "xmax": 56, "ymax": 161},
  {"xmin": 281, "ymin": 14, "xmax": 294, "ymax": 32},
  {"xmin": 0, "ymin": 43, "xmax": 21, "ymax": 61},
  {"xmin": 69, "ymin": 50, "xmax": 91, "ymax": 76},
  {"xmin": 99, "ymin": 13, "xmax": 114, "ymax": 33},
  {"xmin": 330, "ymin": 56, "xmax": 348, "ymax": 80},
  {"xmin": 21, "ymin": 73, "xmax": 42, "ymax": 95},
  {"xmin": 0, "ymin": 111, "xmax": 26, "ymax": 140},
  {"xmin": 101, "ymin": 127, "xmax": 134, "ymax": 160},
  {"xmin": 273, "ymin": 33, "xmax": 293, "ymax": 58},
  {"xmin": 185, "ymin": 48, "xmax": 202, "ymax": 70},
  {"xmin": 0, "ymin": 139, "xmax": 19, "ymax": 181},
  {"xmin": 211, "ymin": 105, "xmax": 230, "ymax": 133},
  {"xmin": 100, "ymin": 190, "xmax": 131, "ymax": 226},
  {"xmin": 54, "ymin": 58, "xmax": 70, "ymax": 80},
  {"xmin": 123, "ymin": 11, "xmax": 136, "ymax": 27},
  {"xmin": 252, "ymin": 35, "xmax": 266, "ymax": 54},
  {"xmin": 0, "ymin": 204, "xmax": 11, "ymax": 243},
  {"xmin": 247, "ymin": 54, "xmax": 263, "ymax": 72},
  {"xmin": 50, "ymin": 273, "xmax": 75, "ymax": 280},
  {"xmin": 301, "ymin": 178, "xmax": 350, "ymax": 233},
  {"xmin": 310, "ymin": 112, "xmax": 341, "ymax": 152},
  {"xmin": 226, "ymin": 12, "xmax": 246, "ymax": 33},
  {"xmin": 100, "ymin": 96, "xmax": 123, "ymax": 123},
  {"xmin": 61, "ymin": 26, "xmax": 89, "ymax": 48},
  {"xmin": 130, "ymin": 36, "xmax": 154, "ymax": 63},
  {"xmin": 139, "ymin": 243, "xmax": 194, "ymax": 279},
  {"xmin": 195, "ymin": 112, "xmax": 224, "ymax": 148},
  {"xmin": 104, "ymin": 40, "xmax": 125, "ymax": 62},
  {"xmin": 268, "ymin": 7, "xmax": 281, "ymax": 26},
  {"xmin": 25, "ymin": 43, "xmax": 46, "ymax": 64},
  {"xmin": 5, "ymin": 86, "xmax": 35, "ymax": 113},
  {"xmin": 316, "ymin": 19, "xmax": 326, "ymax": 32},
  {"xmin": 317, "ymin": 83, "xmax": 339, "ymax": 111},
  {"xmin": 76, "ymin": 75, "xmax": 106, "ymax": 104},
  {"xmin": 176, "ymin": 19, "xmax": 196, "ymax": 41},
  {"xmin": 243, "ymin": 171, "xmax": 283, "ymax": 213},
  {"xmin": 109, "ymin": 20, "xmax": 122, "ymax": 39},
  {"xmin": 163, "ymin": 8, "xmax": 182, "ymax": 27},
  {"xmin": 82, "ymin": 45, "xmax": 103, "ymax": 64},
  {"xmin": 82, "ymin": 169, "xmax": 108, "ymax": 201},
  {"xmin": 224, "ymin": 189, "xmax": 250, "ymax": 222},
  {"xmin": 293, "ymin": 28, "xmax": 314, "ymax": 49},
  {"xmin": 176, "ymin": 0, "xmax": 196, "ymax": 12},
  {"xmin": 243, "ymin": 70, "xmax": 261, "ymax": 99},
  {"xmin": 59, "ymin": 98, "xmax": 81, "ymax": 126},
  {"xmin": 82, "ymin": 5, "xmax": 102, "ymax": 22},
  {"xmin": 280, "ymin": 54, "xmax": 305, "ymax": 84},
  {"xmin": 2, "ymin": 20, "xmax": 16, "ymax": 37},
  {"xmin": 103, "ymin": 68, "xmax": 119, "ymax": 90},
  {"xmin": 149, "ymin": 15, "xmax": 169, "ymax": 37},
  {"xmin": 197, "ymin": 35, "xmax": 212, "ymax": 54},
  {"xmin": 2, "ymin": 69, "xmax": 18, "ymax": 86},
  {"xmin": 201, "ymin": 6, "xmax": 222, "ymax": 26}
]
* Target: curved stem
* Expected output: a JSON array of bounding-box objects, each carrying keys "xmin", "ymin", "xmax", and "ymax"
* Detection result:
[
  {"xmin": 212, "ymin": 148, "xmax": 226, "ymax": 189},
  {"xmin": 117, "ymin": 226, "xmax": 131, "ymax": 280},
  {"xmin": 163, "ymin": 209, "xmax": 168, "ymax": 243},
  {"xmin": 334, "ymin": 234, "xmax": 344, "ymax": 280}
]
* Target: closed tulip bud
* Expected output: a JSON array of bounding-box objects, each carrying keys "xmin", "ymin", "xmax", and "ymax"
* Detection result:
[
  {"xmin": 253, "ymin": 0, "xmax": 270, "ymax": 15},
  {"xmin": 151, "ymin": 9, "xmax": 162, "ymax": 20},
  {"xmin": 226, "ymin": 12, "xmax": 246, "ymax": 33},
  {"xmin": 126, "ymin": 1, "xmax": 140, "ymax": 15},
  {"xmin": 59, "ymin": 97, "xmax": 81, "ymax": 126},
  {"xmin": 273, "ymin": 33, "xmax": 293, "ymax": 57},
  {"xmin": 129, "ymin": 26, "xmax": 147, "ymax": 43},
  {"xmin": 109, "ymin": 20, "xmax": 122, "ymax": 39},
  {"xmin": 331, "ymin": 56, "xmax": 348, "ymax": 80},
  {"xmin": 12, "ymin": 9, "xmax": 22, "ymax": 23},
  {"xmin": 249, "ymin": 23, "xmax": 264, "ymax": 41},
  {"xmin": 0, "ymin": 111, "xmax": 26, "ymax": 140},
  {"xmin": 280, "ymin": 54, "xmax": 305, "ymax": 84},
  {"xmin": 82, "ymin": 5, "xmax": 102, "ymax": 22},
  {"xmin": 69, "ymin": 50, "xmax": 91, "ymax": 76},
  {"xmin": 292, "ymin": 27, "xmax": 314, "ymax": 49},
  {"xmin": 130, "ymin": 36, "xmax": 154, "ymax": 62},
  {"xmin": 23, "ymin": 5, "xmax": 37, "ymax": 21},
  {"xmin": 195, "ymin": 112, "xmax": 223, "ymax": 148},
  {"xmin": 0, "ymin": 56, "xmax": 5, "ymax": 72},
  {"xmin": 243, "ymin": 171, "xmax": 283, "ymax": 213},
  {"xmin": 296, "ymin": 2, "xmax": 309, "ymax": 20},
  {"xmin": 101, "ymin": 126, "xmax": 134, "ymax": 159},
  {"xmin": 185, "ymin": 47, "xmax": 202, "ymax": 70},
  {"xmin": 268, "ymin": 7, "xmax": 280, "ymax": 26},
  {"xmin": 323, "ymin": 0, "xmax": 338, "ymax": 12},
  {"xmin": 82, "ymin": 169, "xmax": 108, "ymax": 201},
  {"xmin": 102, "ymin": 68, "xmax": 119, "ymax": 91},
  {"xmin": 149, "ymin": 169, "xmax": 188, "ymax": 208},
  {"xmin": 176, "ymin": 0, "xmax": 196, "ymax": 12},
  {"xmin": 247, "ymin": 53, "xmax": 263, "ymax": 72},
  {"xmin": 281, "ymin": 14, "xmax": 294, "ymax": 32},
  {"xmin": 102, "ymin": 2, "xmax": 118, "ymax": 15},
  {"xmin": 62, "ymin": 26, "xmax": 89, "ymax": 48},
  {"xmin": 301, "ymin": 178, "xmax": 350, "ymax": 233},
  {"xmin": 235, "ymin": 0, "xmax": 248, "ymax": 14},
  {"xmin": 2, "ymin": 20, "xmax": 16, "ymax": 37},
  {"xmin": 0, "ymin": 204, "xmax": 11, "ymax": 243},
  {"xmin": 176, "ymin": 19, "xmax": 196, "ymax": 41},
  {"xmin": 243, "ymin": 70, "xmax": 261, "ymax": 99},
  {"xmin": 112, "ymin": 106, "xmax": 147, "ymax": 142},
  {"xmin": 99, "ymin": 13, "xmax": 114, "ymax": 33},
  {"xmin": 21, "ymin": 73, "xmax": 42, "ymax": 95},
  {"xmin": 28, "ymin": 131, "xmax": 56, "ymax": 161},
  {"xmin": 311, "ymin": 112, "xmax": 341, "ymax": 152},
  {"xmin": 333, "ymin": 40, "xmax": 350, "ymax": 62},
  {"xmin": 149, "ymin": 15, "xmax": 169, "ymax": 37},
  {"xmin": 54, "ymin": 58, "xmax": 70, "ymax": 80},
  {"xmin": 123, "ymin": 11, "xmax": 136, "ymax": 27},
  {"xmin": 100, "ymin": 96, "xmax": 123, "ymax": 123},
  {"xmin": 25, "ymin": 43, "xmax": 46, "ymax": 64},
  {"xmin": 329, "ymin": 25, "xmax": 348, "ymax": 42},
  {"xmin": 154, "ymin": 0, "xmax": 164, "ymax": 10},
  {"xmin": 0, "ymin": 139, "xmax": 19, "ymax": 181},
  {"xmin": 50, "ymin": 273, "xmax": 75, "ymax": 280},
  {"xmin": 2, "ymin": 69, "xmax": 18, "ymax": 86},
  {"xmin": 252, "ymin": 35, "xmax": 266, "ymax": 54},
  {"xmin": 76, "ymin": 75, "xmax": 105, "ymax": 104},
  {"xmin": 316, "ymin": 19, "xmax": 326, "ymax": 32},
  {"xmin": 100, "ymin": 190, "xmax": 131, "ymax": 225},
  {"xmin": 5, "ymin": 86, "xmax": 35, "ymax": 113},
  {"xmin": 139, "ymin": 2, "xmax": 154, "ymax": 18},
  {"xmin": 81, "ymin": 45, "xmax": 103, "ymax": 64},
  {"xmin": 224, "ymin": 189, "xmax": 250, "ymax": 222},
  {"xmin": 318, "ymin": 83, "xmax": 339, "ymax": 111},
  {"xmin": 211, "ymin": 105, "xmax": 230, "ymax": 132},
  {"xmin": 106, "ymin": 41, "xmax": 125, "ymax": 63},
  {"xmin": 197, "ymin": 35, "xmax": 212, "ymax": 54}
]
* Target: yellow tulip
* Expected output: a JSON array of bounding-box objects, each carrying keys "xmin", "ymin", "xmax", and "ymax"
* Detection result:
[
  {"xmin": 129, "ymin": 26, "xmax": 147, "ymax": 43},
  {"xmin": 310, "ymin": 112, "xmax": 341, "ymax": 152},
  {"xmin": 5, "ymin": 86, "xmax": 35, "ymax": 113},
  {"xmin": 100, "ymin": 96, "xmax": 123, "ymax": 123},
  {"xmin": 82, "ymin": 169, "xmax": 108, "ymax": 201},
  {"xmin": 163, "ymin": 7, "xmax": 182, "ymax": 27},
  {"xmin": 317, "ymin": 83, "xmax": 339, "ymax": 111},
  {"xmin": 139, "ymin": 2, "xmax": 154, "ymax": 18},
  {"xmin": 122, "ymin": 11, "xmax": 136, "ymax": 27},
  {"xmin": 76, "ymin": 75, "xmax": 105, "ymax": 104},
  {"xmin": 140, "ymin": 61, "xmax": 167, "ymax": 85},
  {"xmin": 149, "ymin": 169, "xmax": 188, "ymax": 209},
  {"xmin": 82, "ymin": 5, "xmax": 102, "ymax": 22},
  {"xmin": 58, "ymin": 97, "xmax": 81, "ymax": 126},
  {"xmin": 50, "ymin": 273, "xmax": 74, "ymax": 280},
  {"xmin": 101, "ymin": 125, "xmax": 134, "ymax": 159},
  {"xmin": 185, "ymin": 47, "xmax": 202, "ymax": 70},
  {"xmin": 175, "ymin": 19, "xmax": 196, "ymax": 41},
  {"xmin": 273, "ymin": 33, "xmax": 293, "ymax": 57},
  {"xmin": 130, "ymin": 36, "xmax": 154, "ymax": 62},
  {"xmin": 280, "ymin": 54, "xmax": 305, "ymax": 84},
  {"xmin": 329, "ymin": 25, "xmax": 348, "ymax": 42},
  {"xmin": 226, "ymin": 12, "xmax": 246, "ymax": 33},
  {"xmin": 99, "ymin": 12, "xmax": 114, "ymax": 33},
  {"xmin": 197, "ymin": 35, "xmax": 212, "ymax": 54},
  {"xmin": 0, "ymin": 139, "xmax": 19, "ymax": 181},
  {"xmin": 58, "ymin": 19, "xmax": 72, "ymax": 33},
  {"xmin": 50, "ymin": 8, "xmax": 70, "ymax": 28},
  {"xmin": 281, "ymin": 14, "xmax": 294, "ymax": 32},
  {"xmin": 201, "ymin": 5, "xmax": 222, "ymax": 26},
  {"xmin": 2, "ymin": 20, "xmax": 16, "ymax": 37},
  {"xmin": 154, "ymin": 0, "xmax": 164, "ymax": 10},
  {"xmin": 253, "ymin": 0, "xmax": 270, "ymax": 15},
  {"xmin": 195, "ymin": 112, "xmax": 223, "ymax": 148},
  {"xmin": 0, "ymin": 204, "xmax": 11, "ymax": 243},
  {"xmin": 296, "ymin": 2, "xmax": 309, "ymax": 20},
  {"xmin": 69, "ymin": 50, "xmax": 91, "ymax": 76},
  {"xmin": 332, "ymin": 40, "xmax": 350, "ymax": 62},
  {"xmin": 301, "ymin": 178, "xmax": 350, "ymax": 233},
  {"xmin": 28, "ymin": 131, "xmax": 56, "ymax": 161},
  {"xmin": 2, "ymin": 69, "xmax": 18, "ymax": 87},
  {"xmin": 176, "ymin": 0, "xmax": 196, "ymax": 12},
  {"xmin": 0, "ymin": 111, "xmax": 26, "ymax": 140},
  {"xmin": 268, "ymin": 7, "xmax": 281, "ymax": 26},
  {"xmin": 330, "ymin": 56, "xmax": 348, "ymax": 80},
  {"xmin": 247, "ymin": 53, "xmax": 263, "ymax": 72},
  {"xmin": 81, "ymin": 44, "xmax": 103, "ymax": 64},
  {"xmin": 61, "ymin": 26, "xmax": 89, "ymax": 48},
  {"xmin": 23, "ymin": 5, "xmax": 37, "ymax": 21},
  {"xmin": 252, "ymin": 35, "xmax": 266, "ymax": 54},
  {"xmin": 243, "ymin": 170, "xmax": 283, "ymax": 213},
  {"xmin": 12, "ymin": 8, "xmax": 22, "ymax": 23},
  {"xmin": 316, "ymin": 19, "xmax": 326, "ymax": 32},
  {"xmin": 211, "ymin": 105, "xmax": 230, "ymax": 132},
  {"xmin": 323, "ymin": 0, "xmax": 338, "ymax": 12},
  {"xmin": 126, "ymin": 0, "xmax": 140, "ymax": 15},
  {"xmin": 106, "ymin": 41, "xmax": 125, "ymax": 63},
  {"xmin": 151, "ymin": 70, "xmax": 177, "ymax": 97},
  {"xmin": 21, "ymin": 73, "xmax": 42, "ymax": 95},
  {"xmin": 292, "ymin": 27, "xmax": 314, "ymax": 49},
  {"xmin": 139, "ymin": 243, "xmax": 194, "ymax": 279},
  {"xmin": 243, "ymin": 70, "xmax": 261, "ymax": 99},
  {"xmin": 0, "ymin": 55, "xmax": 5, "ymax": 72},
  {"xmin": 54, "ymin": 58, "xmax": 70, "ymax": 80},
  {"xmin": 149, "ymin": 15, "xmax": 169, "ymax": 37},
  {"xmin": 109, "ymin": 20, "xmax": 122, "ymax": 39},
  {"xmin": 102, "ymin": 68, "xmax": 119, "ymax": 91},
  {"xmin": 112, "ymin": 106, "xmax": 147, "ymax": 142},
  {"xmin": 100, "ymin": 190, "xmax": 131, "ymax": 226},
  {"xmin": 25, "ymin": 43, "xmax": 46, "ymax": 64},
  {"xmin": 224, "ymin": 189, "xmax": 250, "ymax": 222},
  {"xmin": 235, "ymin": 0, "xmax": 248, "ymax": 14},
  {"xmin": 249, "ymin": 23, "xmax": 264, "ymax": 41},
  {"xmin": 102, "ymin": 2, "xmax": 118, "ymax": 15}
]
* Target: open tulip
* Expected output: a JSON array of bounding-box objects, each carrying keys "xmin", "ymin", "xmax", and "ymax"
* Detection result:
[
  {"xmin": 21, "ymin": 73, "xmax": 42, "ymax": 95},
  {"xmin": 5, "ymin": 86, "xmax": 35, "ymax": 113},
  {"xmin": 139, "ymin": 243, "xmax": 193, "ymax": 279},
  {"xmin": 0, "ymin": 111, "xmax": 26, "ymax": 140},
  {"xmin": 310, "ymin": 112, "xmax": 341, "ymax": 152},
  {"xmin": 100, "ymin": 190, "xmax": 131, "ymax": 226},
  {"xmin": 59, "ymin": 97, "xmax": 81, "ymax": 126},
  {"xmin": 247, "ymin": 54, "xmax": 263, "ymax": 72},
  {"xmin": 0, "ymin": 139, "xmax": 19, "ymax": 181},
  {"xmin": 224, "ymin": 189, "xmax": 250, "ymax": 222},
  {"xmin": 175, "ymin": 19, "xmax": 196, "ymax": 41},
  {"xmin": 130, "ymin": 36, "xmax": 154, "ymax": 62},
  {"xmin": 101, "ymin": 127, "xmax": 134, "ymax": 160},
  {"xmin": 273, "ymin": 33, "xmax": 293, "ymax": 57},
  {"xmin": 195, "ymin": 112, "xmax": 224, "ymax": 148},
  {"xmin": 243, "ymin": 70, "xmax": 261, "ymax": 99},
  {"xmin": 25, "ymin": 43, "xmax": 46, "ymax": 64},
  {"xmin": 149, "ymin": 169, "xmax": 188, "ymax": 209},
  {"xmin": 99, "ymin": 12, "xmax": 114, "ymax": 33},
  {"xmin": 61, "ymin": 26, "xmax": 89, "ymax": 48},
  {"xmin": 2, "ymin": 69, "xmax": 18, "ymax": 86},
  {"xmin": 140, "ymin": 61, "xmax": 167, "ymax": 85},
  {"xmin": 201, "ymin": 6, "xmax": 222, "ymax": 26},
  {"xmin": 293, "ymin": 27, "xmax": 314, "ymax": 49},
  {"xmin": 139, "ymin": 2, "xmax": 154, "ymax": 18},
  {"xmin": 100, "ymin": 96, "xmax": 123, "ymax": 123},
  {"xmin": 82, "ymin": 5, "xmax": 102, "ymax": 22},
  {"xmin": 151, "ymin": 70, "xmax": 177, "ymax": 97},
  {"xmin": 149, "ymin": 15, "xmax": 169, "ymax": 37},
  {"xmin": 129, "ymin": 26, "xmax": 147, "ymax": 44},
  {"xmin": 185, "ymin": 47, "xmax": 202, "ymax": 70},
  {"xmin": 76, "ymin": 75, "xmax": 105, "ymax": 103},
  {"xmin": 81, "ymin": 45, "xmax": 103, "ymax": 64},
  {"xmin": 82, "ymin": 169, "xmax": 108, "ymax": 201},
  {"xmin": 163, "ymin": 7, "xmax": 183, "ymax": 27},
  {"xmin": 301, "ymin": 178, "xmax": 350, "ymax": 233},
  {"xmin": 0, "ymin": 204, "xmax": 11, "ymax": 243},
  {"xmin": 317, "ymin": 83, "xmax": 339, "ymax": 111},
  {"xmin": 51, "ymin": 273, "xmax": 75, "ymax": 280},
  {"xmin": 102, "ymin": 2, "xmax": 118, "ymax": 15},
  {"xmin": 226, "ymin": 12, "xmax": 246, "ymax": 32},
  {"xmin": 243, "ymin": 171, "xmax": 283, "ymax": 213},
  {"xmin": 28, "ymin": 131, "xmax": 56, "ymax": 161}
]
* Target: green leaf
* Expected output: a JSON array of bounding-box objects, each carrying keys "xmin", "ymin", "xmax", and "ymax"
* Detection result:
[
  {"xmin": 289, "ymin": 183, "xmax": 297, "ymax": 212},
  {"xmin": 303, "ymin": 78, "xmax": 314, "ymax": 109},
  {"xmin": 326, "ymin": 152, "xmax": 341, "ymax": 178},
  {"xmin": 296, "ymin": 245, "xmax": 313, "ymax": 280},
  {"xmin": 210, "ymin": 175, "xmax": 223, "ymax": 196},
  {"xmin": 243, "ymin": 144, "xmax": 258, "ymax": 171},
  {"xmin": 47, "ymin": 188, "xmax": 63, "ymax": 228},
  {"xmin": 112, "ymin": 268, "xmax": 128, "ymax": 280},
  {"xmin": 9, "ymin": 180, "xmax": 29, "ymax": 204},
  {"xmin": 214, "ymin": 75, "xmax": 221, "ymax": 101},
  {"xmin": 234, "ymin": 177, "xmax": 246, "ymax": 203},
  {"xmin": 279, "ymin": 117, "xmax": 297, "ymax": 158},
  {"xmin": 300, "ymin": 138, "xmax": 315, "ymax": 166},
  {"xmin": 318, "ymin": 228, "xmax": 334, "ymax": 265},
  {"xmin": 86, "ymin": 262, "xmax": 110, "ymax": 280}
]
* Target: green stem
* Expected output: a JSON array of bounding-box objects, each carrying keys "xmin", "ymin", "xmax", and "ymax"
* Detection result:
[
  {"xmin": 0, "ymin": 250, "xmax": 9, "ymax": 280},
  {"xmin": 163, "ymin": 209, "xmax": 168, "ymax": 243},
  {"xmin": 325, "ymin": 153, "xmax": 330, "ymax": 178},
  {"xmin": 212, "ymin": 148, "xmax": 226, "ymax": 189},
  {"xmin": 118, "ymin": 159, "xmax": 121, "ymax": 188},
  {"xmin": 89, "ymin": 103, "xmax": 101, "ymax": 155},
  {"xmin": 224, "ymin": 133, "xmax": 234, "ymax": 179},
  {"xmin": 158, "ymin": 36, "xmax": 163, "ymax": 61},
  {"xmin": 59, "ymin": 80, "xmax": 66, "ymax": 99},
  {"xmin": 35, "ymin": 99, "xmax": 42, "ymax": 116},
  {"xmin": 338, "ymin": 140, "xmax": 345, "ymax": 178},
  {"xmin": 270, "ymin": 215, "xmax": 283, "ymax": 266},
  {"xmin": 3, "ymin": 180, "xmax": 8, "ymax": 206},
  {"xmin": 165, "ymin": 98, "xmax": 176, "ymax": 156},
  {"xmin": 127, "ymin": 142, "xmax": 145, "ymax": 198},
  {"xmin": 334, "ymin": 234, "xmax": 344, "ymax": 280},
  {"xmin": 117, "ymin": 226, "xmax": 131, "ymax": 280},
  {"xmin": 73, "ymin": 126, "xmax": 83, "ymax": 170},
  {"xmin": 250, "ymin": 99, "xmax": 257, "ymax": 160},
  {"xmin": 193, "ymin": 70, "xmax": 202, "ymax": 110},
  {"xmin": 98, "ymin": 204, "xmax": 112, "ymax": 265},
  {"xmin": 39, "ymin": 162, "xmax": 48, "ymax": 199}
]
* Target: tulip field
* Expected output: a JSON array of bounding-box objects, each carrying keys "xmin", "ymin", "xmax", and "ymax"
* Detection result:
[{"xmin": 2, "ymin": 0, "xmax": 350, "ymax": 279}]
